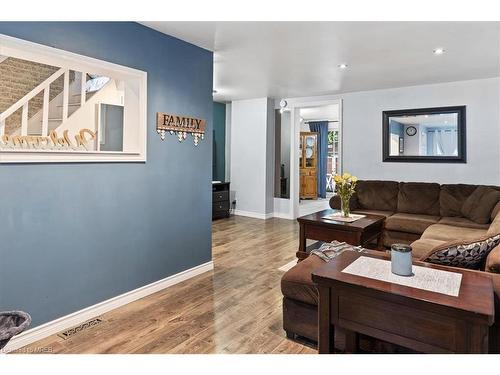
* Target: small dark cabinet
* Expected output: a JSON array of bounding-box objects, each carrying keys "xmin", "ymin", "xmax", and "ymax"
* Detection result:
[{"xmin": 212, "ymin": 182, "xmax": 230, "ymax": 220}]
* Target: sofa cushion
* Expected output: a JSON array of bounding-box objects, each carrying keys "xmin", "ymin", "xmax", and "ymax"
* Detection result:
[
  {"xmin": 352, "ymin": 209, "xmax": 394, "ymax": 218},
  {"xmin": 486, "ymin": 245, "xmax": 500, "ymax": 274},
  {"xmin": 397, "ymin": 182, "xmax": 441, "ymax": 216},
  {"xmin": 281, "ymin": 255, "xmax": 323, "ymax": 306},
  {"xmin": 492, "ymin": 201, "xmax": 500, "ymax": 222},
  {"xmin": 421, "ymin": 223, "xmax": 488, "ymax": 242},
  {"xmin": 410, "ymin": 238, "xmax": 447, "ymax": 259},
  {"xmin": 385, "ymin": 213, "xmax": 440, "ymax": 235},
  {"xmin": 438, "ymin": 217, "xmax": 490, "ymax": 230},
  {"xmin": 383, "ymin": 230, "xmax": 421, "ymax": 248},
  {"xmin": 439, "ymin": 184, "xmax": 477, "ymax": 217},
  {"xmin": 356, "ymin": 180, "xmax": 399, "ymax": 211},
  {"xmin": 422, "ymin": 233, "xmax": 500, "ymax": 270},
  {"xmin": 461, "ymin": 186, "xmax": 500, "ymax": 224}
]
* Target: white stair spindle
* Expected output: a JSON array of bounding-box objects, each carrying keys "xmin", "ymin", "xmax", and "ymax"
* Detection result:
[
  {"xmin": 62, "ymin": 69, "xmax": 69, "ymax": 121},
  {"xmin": 80, "ymin": 71, "xmax": 86, "ymax": 106},
  {"xmin": 21, "ymin": 103, "xmax": 28, "ymax": 136},
  {"xmin": 0, "ymin": 118, "xmax": 5, "ymax": 136},
  {"xmin": 42, "ymin": 87, "xmax": 50, "ymax": 136}
]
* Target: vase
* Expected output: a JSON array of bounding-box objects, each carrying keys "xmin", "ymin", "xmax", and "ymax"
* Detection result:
[{"xmin": 340, "ymin": 195, "xmax": 350, "ymax": 218}]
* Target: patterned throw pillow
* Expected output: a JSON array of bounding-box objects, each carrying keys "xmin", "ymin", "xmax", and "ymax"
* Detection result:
[{"xmin": 423, "ymin": 233, "xmax": 500, "ymax": 269}]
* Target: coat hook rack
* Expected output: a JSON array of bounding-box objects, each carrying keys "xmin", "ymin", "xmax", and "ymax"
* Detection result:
[{"xmin": 156, "ymin": 112, "xmax": 206, "ymax": 146}]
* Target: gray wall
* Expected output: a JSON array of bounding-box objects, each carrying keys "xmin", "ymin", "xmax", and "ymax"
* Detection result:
[
  {"xmin": 0, "ymin": 22, "xmax": 213, "ymax": 328},
  {"xmin": 265, "ymin": 98, "xmax": 275, "ymax": 213},
  {"xmin": 342, "ymin": 78, "xmax": 500, "ymax": 184},
  {"xmin": 281, "ymin": 78, "xmax": 500, "ymax": 185},
  {"xmin": 230, "ymin": 98, "xmax": 275, "ymax": 216},
  {"xmin": 100, "ymin": 104, "xmax": 124, "ymax": 152}
]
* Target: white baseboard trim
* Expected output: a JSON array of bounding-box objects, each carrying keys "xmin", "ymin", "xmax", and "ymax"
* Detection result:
[
  {"xmin": 272, "ymin": 212, "xmax": 294, "ymax": 220},
  {"xmin": 233, "ymin": 210, "xmax": 273, "ymax": 220},
  {"xmin": 3, "ymin": 261, "xmax": 214, "ymax": 353}
]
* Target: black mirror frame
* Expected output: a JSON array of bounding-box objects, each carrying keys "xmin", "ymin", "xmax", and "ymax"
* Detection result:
[{"xmin": 382, "ymin": 105, "xmax": 466, "ymax": 163}]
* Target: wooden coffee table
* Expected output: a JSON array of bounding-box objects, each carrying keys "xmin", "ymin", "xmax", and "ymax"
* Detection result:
[
  {"xmin": 296, "ymin": 209, "xmax": 384, "ymax": 260},
  {"xmin": 312, "ymin": 251, "xmax": 495, "ymax": 354}
]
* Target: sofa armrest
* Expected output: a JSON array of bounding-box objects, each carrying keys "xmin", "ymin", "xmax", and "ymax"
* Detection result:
[
  {"xmin": 329, "ymin": 194, "xmax": 359, "ymax": 210},
  {"xmin": 486, "ymin": 245, "xmax": 500, "ymax": 274}
]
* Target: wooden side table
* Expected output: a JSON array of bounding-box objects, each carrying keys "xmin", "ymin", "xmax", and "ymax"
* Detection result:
[
  {"xmin": 296, "ymin": 209, "xmax": 384, "ymax": 261},
  {"xmin": 312, "ymin": 251, "xmax": 495, "ymax": 354}
]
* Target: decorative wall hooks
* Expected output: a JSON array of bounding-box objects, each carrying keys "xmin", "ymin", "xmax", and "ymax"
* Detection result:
[{"xmin": 156, "ymin": 112, "xmax": 206, "ymax": 146}]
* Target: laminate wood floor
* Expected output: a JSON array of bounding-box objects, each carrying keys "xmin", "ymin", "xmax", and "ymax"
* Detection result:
[{"xmin": 17, "ymin": 216, "xmax": 316, "ymax": 354}]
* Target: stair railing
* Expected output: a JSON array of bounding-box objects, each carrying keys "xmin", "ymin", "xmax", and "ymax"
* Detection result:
[{"xmin": 0, "ymin": 68, "xmax": 84, "ymax": 137}]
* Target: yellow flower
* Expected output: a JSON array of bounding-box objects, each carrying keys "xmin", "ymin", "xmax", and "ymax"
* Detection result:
[
  {"xmin": 333, "ymin": 175, "xmax": 342, "ymax": 183},
  {"xmin": 342, "ymin": 172, "xmax": 351, "ymax": 180},
  {"xmin": 351, "ymin": 176, "xmax": 358, "ymax": 183}
]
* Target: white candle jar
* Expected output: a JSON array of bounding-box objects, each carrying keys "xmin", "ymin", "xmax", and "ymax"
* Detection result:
[{"xmin": 391, "ymin": 244, "xmax": 413, "ymax": 276}]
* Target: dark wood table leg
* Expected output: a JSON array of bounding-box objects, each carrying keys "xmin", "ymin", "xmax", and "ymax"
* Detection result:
[
  {"xmin": 344, "ymin": 329, "xmax": 359, "ymax": 353},
  {"xmin": 318, "ymin": 285, "xmax": 334, "ymax": 354},
  {"xmin": 467, "ymin": 324, "xmax": 489, "ymax": 353},
  {"xmin": 376, "ymin": 227, "xmax": 384, "ymax": 250},
  {"xmin": 296, "ymin": 222, "xmax": 307, "ymax": 260}
]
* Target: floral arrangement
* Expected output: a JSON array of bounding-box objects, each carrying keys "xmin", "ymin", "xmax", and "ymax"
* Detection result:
[{"xmin": 333, "ymin": 172, "xmax": 358, "ymax": 217}]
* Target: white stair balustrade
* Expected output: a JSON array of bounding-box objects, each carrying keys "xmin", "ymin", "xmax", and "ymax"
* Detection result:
[
  {"xmin": 1, "ymin": 67, "xmax": 120, "ymax": 154},
  {"xmin": 0, "ymin": 68, "xmax": 67, "ymax": 136}
]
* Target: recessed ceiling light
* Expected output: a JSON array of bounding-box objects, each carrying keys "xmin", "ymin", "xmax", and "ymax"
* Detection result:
[
  {"xmin": 338, "ymin": 63, "xmax": 348, "ymax": 69},
  {"xmin": 433, "ymin": 48, "xmax": 445, "ymax": 55}
]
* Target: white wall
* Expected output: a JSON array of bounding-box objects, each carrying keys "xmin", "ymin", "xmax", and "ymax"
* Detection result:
[
  {"xmin": 265, "ymin": 98, "xmax": 275, "ymax": 213},
  {"xmin": 403, "ymin": 124, "xmax": 421, "ymax": 155},
  {"xmin": 300, "ymin": 123, "xmax": 310, "ymax": 132},
  {"xmin": 280, "ymin": 78, "xmax": 500, "ymax": 185},
  {"xmin": 230, "ymin": 97, "xmax": 275, "ymax": 218},
  {"xmin": 224, "ymin": 102, "xmax": 232, "ymax": 181}
]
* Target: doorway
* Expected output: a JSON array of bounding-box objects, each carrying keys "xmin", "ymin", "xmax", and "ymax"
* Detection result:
[{"xmin": 290, "ymin": 100, "xmax": 342, "ymax": 218}]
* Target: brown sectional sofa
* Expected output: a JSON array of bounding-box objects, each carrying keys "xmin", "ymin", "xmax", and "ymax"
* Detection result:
[{"xmin": 281, "ymin": 180, "xmax": 500, "ymax": 352}]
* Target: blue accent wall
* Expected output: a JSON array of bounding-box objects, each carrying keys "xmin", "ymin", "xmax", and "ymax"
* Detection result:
[
  {"xmin": 212, "ymin": 102, "xmax": 226, "ymax": 181},
  {"xmin": 0, "ymin": 22, "xmax": 213, "ymax": 328},
  {"xmin": 389, "ymin": 120, "xmax": 404, "ymax": 137}
]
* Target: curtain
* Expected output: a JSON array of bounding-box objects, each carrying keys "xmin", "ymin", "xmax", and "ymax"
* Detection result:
[
  {"xmin": 308, "ymin": 121, "xmax": 329, "ymax": 198},
  {"xmin": 428, "ymin": 129, "xmax": 458, "ymax": 156}
]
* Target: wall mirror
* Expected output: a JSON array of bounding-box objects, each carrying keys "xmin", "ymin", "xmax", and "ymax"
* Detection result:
[
  {"xmin": 382, "ymin": 106, "xmax": 466, "ymax": 163},
  {"xmin": 0, "ymin": 34, "xmax": 147, "ymax": 163}
]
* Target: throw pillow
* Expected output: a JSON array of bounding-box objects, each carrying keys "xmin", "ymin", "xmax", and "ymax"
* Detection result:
[
  {"xmin": 461, "ymin": 186, "xmax": 500, "ymax": 224},
  {"xmin": 422, "ymin": 233, "xmax": 500, "ymax": 269}
]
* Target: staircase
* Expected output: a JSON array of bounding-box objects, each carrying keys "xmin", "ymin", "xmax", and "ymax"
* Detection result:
[
  {"xmin": 0, "ymin": 66, "xmax": 110, "ymax": 139},
  {"xmin": 23, "ymin": 74, "xmax": 100, "ymax": 136}
]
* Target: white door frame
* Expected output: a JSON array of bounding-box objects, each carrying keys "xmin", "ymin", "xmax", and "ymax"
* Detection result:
[{"xmin": 288, "ymin": 98, "xmax": 343, "ymax": 219}]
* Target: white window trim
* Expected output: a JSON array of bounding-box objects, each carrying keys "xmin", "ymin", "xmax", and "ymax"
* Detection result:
[{"xmin": 0, "ymin": 34, "xmax": 147, "ymax": 163}]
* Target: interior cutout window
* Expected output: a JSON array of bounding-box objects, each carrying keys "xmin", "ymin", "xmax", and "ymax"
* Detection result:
[{"xmin": 0, "ymin": 34, "xmax": 147, "ymax": 163}]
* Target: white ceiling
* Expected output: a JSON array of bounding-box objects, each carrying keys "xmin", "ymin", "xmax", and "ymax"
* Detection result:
[{"xmin": 142, "ymin": 21, "xmax": 500, "ymax": 102}]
